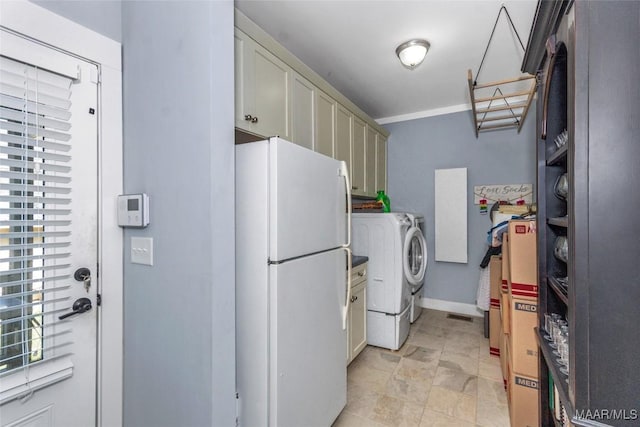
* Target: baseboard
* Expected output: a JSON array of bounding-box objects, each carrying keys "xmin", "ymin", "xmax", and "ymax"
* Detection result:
[{"xmin": 419, "ymin": 297, "xmax": 484, "ymax": 318}]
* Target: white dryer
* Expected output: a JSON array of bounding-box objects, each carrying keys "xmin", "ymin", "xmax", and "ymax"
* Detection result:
[
  {"xmin": 405, "ymin": 213, "xmax": 428, "ymax": 323},
  {"xmin": 352, "ymin": 213, "xmax": 412, "ymax": 350}
]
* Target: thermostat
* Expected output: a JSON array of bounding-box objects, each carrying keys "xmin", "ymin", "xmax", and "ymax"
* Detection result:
[{"xmin": 117, "ymin": 193, "xmax": 149, "ymax": 228}]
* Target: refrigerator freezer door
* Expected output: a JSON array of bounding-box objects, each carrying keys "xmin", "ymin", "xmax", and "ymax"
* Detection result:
[
  {"xmin": 269, "ymin": 250, "xmax": 346, "ymax": 427},
  {"xmin": 269, "ymin": 138, "xmax": 347, "ymax": 261}
]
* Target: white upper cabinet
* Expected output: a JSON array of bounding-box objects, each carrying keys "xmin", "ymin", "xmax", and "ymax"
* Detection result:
[
  {"xmin": 365, "ymin": 126, "xmax": 377, "ymax": 197},
  {"xmin": 315, "ymin": 90, "xmax": 336, "ymax": 158},
  {"xmin": 351, "ymin": 116, "xmax": 366, "ymax": 196},
  {"xmin": 335, "ymin": 104, "xmax": 353, "ymax": 186},
  {"xmin": 291, "ymin": 72, "xmax": 315, "ymax": 150},
  {"xmin": 235, "ymin": 29, "xmax": 291, "ymax": 140},
  {"xmin": 235, "ymin": 11, "xmax": 390, "ymax": 194},
  {"xmin": 376, "ymin": 135, "xmax": 387, "ymax": 193}
]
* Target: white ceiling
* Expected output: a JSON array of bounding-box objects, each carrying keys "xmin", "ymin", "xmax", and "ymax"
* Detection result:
[{"xmin": 235, "ymin": 0, "xmax": 538, "ymax": 123}]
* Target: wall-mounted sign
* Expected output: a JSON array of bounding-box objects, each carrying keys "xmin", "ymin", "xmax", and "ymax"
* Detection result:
[{"xmin": 473, "ymin": 184, "xmax": 533, "ymax": 205}]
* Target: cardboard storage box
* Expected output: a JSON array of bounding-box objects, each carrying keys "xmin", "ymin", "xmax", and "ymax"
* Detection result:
[
  {"xmin": 500, "ymin": 291, "xmax": 510, "ymax": 335},
  {"xmin": 508, "ymin": 220, "xmax": 538, "ymax": 300},
  {"xmin": 509, "ymin": 372, "xmax": 539, "ymax": 427},
  {"xmin": 489, "ymin": 306, "xmax": 501, "ymax": 356},
  {"xmin": 509, "ymin": 294, "xmax": 539, "ymax": 378},
  {"xmin": 500, "ymin": 330, "xmax": 509, "ymax": 390},
  {"xmin": 490, "ymin": 255, "xmax": 502, "ymax": 303},
  {"xmin": 501, "ymin": 233, "xmax": 510, "ymax": 293}
]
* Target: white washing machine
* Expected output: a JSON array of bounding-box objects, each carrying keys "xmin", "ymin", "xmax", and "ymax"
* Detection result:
[
  {"xmin": 405, "ymin": 214, "xmax": 428, "ymax": 323},
  {"xmin": 352, "ymin": 213, "xmax": 413, "ymax": 350}
]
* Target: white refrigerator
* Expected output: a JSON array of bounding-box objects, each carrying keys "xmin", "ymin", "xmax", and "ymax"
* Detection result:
[{"xmin": 236, "ymin": 137, "xmax": 351, "ymax": 427}]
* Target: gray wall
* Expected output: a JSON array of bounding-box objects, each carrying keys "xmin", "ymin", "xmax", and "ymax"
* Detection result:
[
  {"xmin": 122, "ymin": 1, "xmax": 235, "ymax": 426},
  {"xmin": 386, "ymin": 108, "xmax": 536, "ymax": 307},
  {"xmin": 27, "ymin": 1, "xmax": 237, "ymax": 426},
  {"xmin": 31, "ymin": 0, "xmax": 122, "ymax": 42}
]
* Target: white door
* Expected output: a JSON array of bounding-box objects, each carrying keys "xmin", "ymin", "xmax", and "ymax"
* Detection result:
[{"xmin": 1, "ymin": 32, "xmax": 99, "ymax": 427}]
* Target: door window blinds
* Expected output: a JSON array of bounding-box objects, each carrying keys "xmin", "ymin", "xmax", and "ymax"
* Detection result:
[{"xmin": 0, "ymin": 56, "xmax": 74, "ymax": 376}]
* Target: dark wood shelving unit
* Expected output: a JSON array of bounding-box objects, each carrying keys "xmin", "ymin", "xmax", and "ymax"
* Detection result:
[
  {"xmin": 547, "ymin": 216, "xmax": 567, "ymax": 228},
  {"xmin": 546, "ymin": 145, "xmax": 567, "ymax": 166},
  {"xmin": 525, "ymin": 1, "xmax": 640, "ymax": 426},
  {"xmin": 547, "ymin": 277, "xmax": 568, "ymax": 305}
]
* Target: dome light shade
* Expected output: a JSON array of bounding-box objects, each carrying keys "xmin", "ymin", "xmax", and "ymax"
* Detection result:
[{"xmin": 396, "ymin": 39, "xmax": 430, "ymax": 70}]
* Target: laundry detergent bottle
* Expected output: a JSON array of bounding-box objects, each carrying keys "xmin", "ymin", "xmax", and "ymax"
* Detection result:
[{"xmin": 376, "ymin": 190, "xmax": 391, "ymax": 213}]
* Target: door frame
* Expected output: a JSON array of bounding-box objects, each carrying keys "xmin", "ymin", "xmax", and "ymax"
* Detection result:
[{"xmin": 0, "ymin": 1, "xmax": 124, "ymax": 426}]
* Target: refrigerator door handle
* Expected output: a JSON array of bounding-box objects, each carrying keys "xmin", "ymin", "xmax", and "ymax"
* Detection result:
[
  {"xmin": 341, "ymin": 246, "xmax": 352, "ymax": 331},
  {"xmin": 339, "ymin": 161, "xmax": 352, "ymax": 248}
]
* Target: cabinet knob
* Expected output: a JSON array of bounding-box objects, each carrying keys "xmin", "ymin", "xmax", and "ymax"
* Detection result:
[
  {"xmin": 251, "ymin": 116, "xmax": 259, "ymax": 123},
  {"xmin": 350, "ymin": 295, "xmax": 358, "ymax": 303},
  {"xmin": 352, "ymin": 186, "xmax": 359, "ymax": 190},
  {"xmin": 357, "ymin": 271, "xmax": 364, "ymax": 277},
  {"xmin": 244, "ymin": 114, "xmax": 253, "ymax": 121}
]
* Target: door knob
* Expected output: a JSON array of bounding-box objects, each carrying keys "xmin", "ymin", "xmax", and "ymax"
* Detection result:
[{"xmin": 59, "ymin": 297, "xmax": 93, "ymax": 320}]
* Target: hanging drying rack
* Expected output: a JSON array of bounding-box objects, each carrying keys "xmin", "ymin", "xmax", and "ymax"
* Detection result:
[{"xmin": 468, "ymin": 5, "xmax": 536, "ymax": 137}]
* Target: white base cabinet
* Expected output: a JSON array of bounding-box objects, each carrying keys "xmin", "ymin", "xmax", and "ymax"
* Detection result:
[{"xmin": 347, "ymin": 262, "xmax": 367, "ymax": 364}]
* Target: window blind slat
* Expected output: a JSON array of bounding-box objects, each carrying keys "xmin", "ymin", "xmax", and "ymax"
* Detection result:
[
  {"xmin": 0, "ymin": 264, "xmax": 71, "ymax": 278},
  {"xmin": 0, "ymin": 146, "xmax": 71, "ymax": 163},
  {"xmin": 0, "ymin": 342, "xmax": 73, "ymax": 368},
  {"xmin": 0, "ymin": 274, "xmax": 70, "ymax": 289},
  {"xmin": 1, "ymin": 330, "xmax": 72, "ymax": 353},
  {"xmin": 0, "ymin": 183, "xmax": 71, "ymax": 195},
  {"xmin": 0, "ymin": 69, "xmax": 72, "ymax": 100},
  {"xmin": 0, "ymin": 57, "xmax": 73, "ymax": 91},
  {"xmin": 1, "ymin": 252, "xmax": 70, "ymax": 265},
  {"xmin": 0, "ymin": 133, "xmax": 71, "ymax": 152},
  {"xmin": 0, "ymin": 195, "xmax": 71, "ymax": 205},
  {"xmin": 0, "ymin": 208, "xmax": 72, "ymax": 216},
  {"xmin": 0, "ymin": 106, "xmax": 71, "ymax": 132},
  {"xmin": 1, "ymin": 324, "xmax": 71, "ymax": 342},
  {"xmin": 0, "ymin": 170, "xmax": 72, "ymax": 183},
  {"xmin": 0, "ymin": 221, "xmax": 70, "ymax": 228},
  {"xmin": 0, "ymin": 231, "xmax": 71, "ymax": 239},
  {"xmin": 1, "ymin": 158, "xmax": 71, "ymax": 174},
  {"xmin": 0, "ymin": 83, "xmax": 71, "ymax": 111},
  {"xmin": 0, "ymin": 94, "xmax": 71, "ymax": 121},
  {"xmin": 0, "ymin": 120, "xmax": 71, "ymax": 142}
]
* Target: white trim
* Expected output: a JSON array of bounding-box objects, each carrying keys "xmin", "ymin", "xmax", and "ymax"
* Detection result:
[
  {"xmin": 419, "ymin": 297, "xmax": 484, "ymax": 318},
  {"xmin": 0, "ymin": 358, "xmax": 73, "ymax": 405},
  {"xmin": 0, "ymin": 2, "xmax": 123, "ymax": 426},
  {"xmin": 376, "ymin": 103, "xmax": 472, "ymax": 125}
]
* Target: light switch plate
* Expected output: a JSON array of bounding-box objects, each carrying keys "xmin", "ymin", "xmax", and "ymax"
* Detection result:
[{"xmin": 131, "ymin": 237, "xmax": 153, "ymax": 266}]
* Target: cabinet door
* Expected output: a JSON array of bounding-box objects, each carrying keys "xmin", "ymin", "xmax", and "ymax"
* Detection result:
[
  {"xmin": 235, "ymin": 30, "xmax": 291, "ymax": 139},
  {"xmin": 234, "ymin": 31, "xmax": 253, "ymax": 131},
  {"xmin": 291, "ymin": 72, "xmax": 314, "ymax": 150},
  {"xmin": 335, "ymin": 104, "xmax": 352, "ymax": 182},
  {"xmin": 365, "ymin": 126, "xmax": 377, "ymax": 197},
  {"xmin": 253, "ymin": 45, "xmax": 291, "ymax": 139},
  {"xmin": 349, "ymin": 281, "xmax": 367, "ymax": 362},
  {"xmin": 351, "ymin": 116, "xmax": 366, "ymax": 196},
  {"xmin": 375, "ymin": 135, "xmax": 387, "ymax": 193},
  {"xmin": 315, "ymin": 90, "xmax": 335, "ymax": 157}
]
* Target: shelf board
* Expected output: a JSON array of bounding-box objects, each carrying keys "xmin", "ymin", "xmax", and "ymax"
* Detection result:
[
  {"xmin": 548, "ymin": 277, "xmax": 569, "ymax": 305},
  {"xmin": 547, "ymin": 145, "xmax": 568, "ymax": 166},
  {"xmin": 547, "ymin": 216, "xmax": 568, "ymax": 228},
  {"xmin": 536, "ymin": 328, "xmax": 574, "ymax": 419}
]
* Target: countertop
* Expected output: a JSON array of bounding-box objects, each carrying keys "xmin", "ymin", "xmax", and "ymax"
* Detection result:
[{"xmin": 352, "ymin": 255, "xmax": 368, "ymax": 268}]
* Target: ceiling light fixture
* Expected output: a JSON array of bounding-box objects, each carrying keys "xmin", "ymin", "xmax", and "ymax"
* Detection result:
[{"xmin": 396, "ymin": 39, "xmax": 430, "ymax": 70}]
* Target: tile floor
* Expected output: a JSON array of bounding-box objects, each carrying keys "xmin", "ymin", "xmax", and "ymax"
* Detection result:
[{"xmin": 332, "ymin": 308, "xmax": 509, "ymax": 427}]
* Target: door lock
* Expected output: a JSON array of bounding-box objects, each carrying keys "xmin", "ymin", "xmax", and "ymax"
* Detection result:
[{"xmin": 74, "ymin": 267, "xmax": 91, "ymax": 292}]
